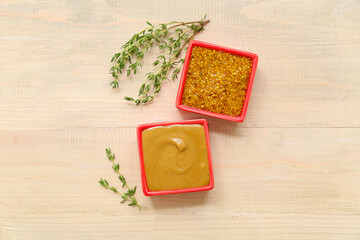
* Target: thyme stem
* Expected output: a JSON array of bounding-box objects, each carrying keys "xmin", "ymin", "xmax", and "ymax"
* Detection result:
[
  {"xmin": 99, "ymin": 148, "xmax": 146, "ymax": 211},
  {"xmin": 110, "ymin": 15, "xmax": 210, "ymax": 104}
]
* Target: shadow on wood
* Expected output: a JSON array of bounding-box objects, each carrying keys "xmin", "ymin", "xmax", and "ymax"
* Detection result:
[{"xmin": 148, "ymin": 191, "xmax": 210, "ymax": 210}]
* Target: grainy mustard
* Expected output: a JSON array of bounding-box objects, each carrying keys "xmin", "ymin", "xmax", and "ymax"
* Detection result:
[{"xmin": 182, "ymin": 46, "xmax": 253, "ymax": 116}]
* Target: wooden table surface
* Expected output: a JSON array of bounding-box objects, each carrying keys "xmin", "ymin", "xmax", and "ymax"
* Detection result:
[{"xmin": 1, "ymin": 0, "xmax": 360, "ymax": 239}]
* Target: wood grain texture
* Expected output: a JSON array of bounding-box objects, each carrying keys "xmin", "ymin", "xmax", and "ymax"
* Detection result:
[{"xmin": 0, "ymin": 0, "xmax": 359, "ymax": 239}]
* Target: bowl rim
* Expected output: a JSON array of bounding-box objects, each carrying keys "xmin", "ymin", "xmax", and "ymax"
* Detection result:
[
  {"xmin": 175, "ymin": 40, "xmax": 258, "ymax": 122},
  {"xmin": 136, "ymin": 119, "xmax": 214, "ymax": 196}
]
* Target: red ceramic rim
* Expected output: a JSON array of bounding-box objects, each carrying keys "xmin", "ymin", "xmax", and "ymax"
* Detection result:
[
  {"xmin": 176, "ymin": 40, "xmax": 258, "ymax": 122},
  {"xmin": 136, "ymin": 119, "xmax": 214, "ymax": 196}
]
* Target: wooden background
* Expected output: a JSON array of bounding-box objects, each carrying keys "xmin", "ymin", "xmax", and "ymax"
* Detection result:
[{"xmin": 1, "ymin": 0, "xmax": 360, "ymax": 239}]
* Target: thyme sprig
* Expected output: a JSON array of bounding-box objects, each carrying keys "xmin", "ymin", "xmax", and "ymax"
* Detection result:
[
  {"xmin": 110, "ymin": 15, "xmax": 210, "ymax": 105},
  {"xmin": 99, "ymin": 148, "xmax": 146, "ymax": 211}
]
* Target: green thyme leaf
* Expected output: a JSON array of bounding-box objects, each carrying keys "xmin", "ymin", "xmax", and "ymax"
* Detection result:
[
  {"xmin": 98, "ymin": 148, "xmax": 146, "ymax": 211},
  {"xmin": 109, "ymin": 16, "xmax": 210, "ymax": 104}
]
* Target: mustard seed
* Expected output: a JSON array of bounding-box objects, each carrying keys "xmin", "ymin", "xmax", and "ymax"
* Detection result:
[{"xmin": 182, "ymin": 46, "xmax": 253, "ymax": 116}]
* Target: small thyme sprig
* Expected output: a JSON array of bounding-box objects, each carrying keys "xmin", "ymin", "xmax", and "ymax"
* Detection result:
[
  {"xmin": 110, "ymin": 15, "xmax": 210, "ymax": 105},
  {"xmin": 98, "ymin": 148, "xmax": 146, "ymax": 211}
]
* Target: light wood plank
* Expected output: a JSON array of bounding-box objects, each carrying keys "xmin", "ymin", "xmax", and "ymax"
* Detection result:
[
  {"xmin": 0, "ymin": 127, "xmax": 359, "ymax": 239},
  {"xmin": 0, "ymin": 0, "xmax": 359, "ymax": 239},
  {"xmin": 0, "ymin": 0, "xmax": 359, "ymax": 129}
]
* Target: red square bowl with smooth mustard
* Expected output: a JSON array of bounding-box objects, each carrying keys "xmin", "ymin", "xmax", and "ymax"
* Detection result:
[
  {"xmin": 176, "ymin": 40, "xmax": 258, "ymax": 122},
  {"xmin": 137, "ymin": 119, "xmax": 214, "ymax": 196}
]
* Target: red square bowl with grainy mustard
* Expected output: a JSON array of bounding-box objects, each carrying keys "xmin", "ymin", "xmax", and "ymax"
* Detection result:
[{"xmin": 176, "ymin": 40, "xmax": 258, "ymax": 122}]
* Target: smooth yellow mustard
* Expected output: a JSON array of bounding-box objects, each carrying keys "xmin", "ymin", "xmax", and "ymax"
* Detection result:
[{"xmin": 142, "ymin": 124, "xmax": 210, "ymax": 191}]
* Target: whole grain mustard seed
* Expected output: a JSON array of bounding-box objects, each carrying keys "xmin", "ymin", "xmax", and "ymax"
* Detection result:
[{"xmin": 181, "ymin": 46, "xmax": 253, "ymax": 116}]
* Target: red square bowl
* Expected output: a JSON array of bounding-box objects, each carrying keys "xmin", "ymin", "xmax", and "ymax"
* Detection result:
[
  {"xmin": 137, "ymin": 119, "xmax": 214, "ymax": 196},
  {"xmin": 176, "ymin": 40, "xmax": 258, "ymax": 122}
]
